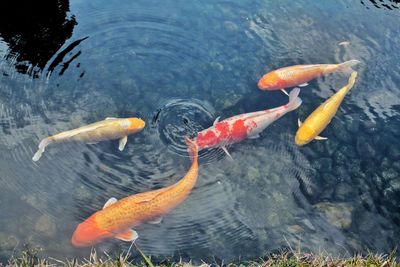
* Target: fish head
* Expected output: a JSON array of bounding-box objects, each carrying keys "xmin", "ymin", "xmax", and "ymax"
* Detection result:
[
  {"xmin": 71, "ymin": 216, "xmax": 112, "ymax": 247},
  {"xmin": 257, "ymin": 72, "xmax": 284, "ymax": 90},
  {"xmin": 127, "ymin": 118, "xmax": 146, "ymax": 133},
  {"xmin": 295, "ymin": 127, "xmax": 312, "ymax": 146}
]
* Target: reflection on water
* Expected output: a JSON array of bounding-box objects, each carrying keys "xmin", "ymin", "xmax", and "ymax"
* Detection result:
[
  {"xmin": 361, "ymin": 0, "xmax": 400, "ymax": 10},
  {"xmin": 0, "ymin": 0, "xmax": 76, "ymax": 76},
  {"xmin": 0, "ymin": 0, "xmax": 400, "ymax": 264}
]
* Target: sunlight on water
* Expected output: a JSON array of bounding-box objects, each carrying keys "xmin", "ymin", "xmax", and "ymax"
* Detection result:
[{"xmin": 0, "ymin": 0, "xmax": 399, "ymax": 263}]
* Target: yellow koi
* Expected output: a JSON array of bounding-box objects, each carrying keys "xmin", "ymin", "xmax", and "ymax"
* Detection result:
[
  {"xmin": 32, "ymin": 117, "xmax": 145, "ymax": 161},
  {"xmin": 295, "ymin": 72, "xmax": 358, "ymax": 146}
]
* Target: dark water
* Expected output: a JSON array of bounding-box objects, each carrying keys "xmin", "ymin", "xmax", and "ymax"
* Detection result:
[{"xmin": 0, "ymin": 0, "xmax": 399, "ymax": 263}]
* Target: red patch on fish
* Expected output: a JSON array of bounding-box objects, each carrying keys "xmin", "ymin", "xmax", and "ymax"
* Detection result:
[
  {"xmin": 275, "ymin": 112, "xmax": 281, "ymax": 119},
  {"xmin": 196, "ymin": 119, "xmax": 250, "ymax": 149},
  {"xmin": 196, "ymin": 130, "xmax": 219, "ymax": 149},
  {"xmin": 230, "ymin": 119, "xmax": 248, "ymax": 141}
]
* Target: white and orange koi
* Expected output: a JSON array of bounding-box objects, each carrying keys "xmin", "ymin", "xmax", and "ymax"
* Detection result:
[
  {"xmin": 257, "ymin": 60, "xmax": 359, "ymax": 94},
  {"xmin": 195, "ymin": 88, "xmax": 302, "ymax": 158},
  {"xmin": 71, "ymin": 138, "xmax": 198, "ymax": 247},
  {"xmin": 32, "ymin": 117, "xmax": 145, "ymax": 161}
]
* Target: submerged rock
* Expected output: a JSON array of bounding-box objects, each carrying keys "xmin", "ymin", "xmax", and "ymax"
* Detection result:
[
  {"xmin": 382, "ymin": 168, "xmax": 398, "ymax": 181},
  {"xmin": 356, "ymin": 136, "xmax": 376, "ymax": 159},
  {"xmin": 314, "ymin": 202, "xmax": 353, "ymax": 229},
  {"xmin": 334, "ymin": 182, "xmax": 354, "ymax": 201},
  {"xmin": 34, "ymin": 215, "xmax": 56, "ymax": 237},
  {"xmin": 388, "ymin": 145, "xmax": 400, "ymax": 159},
  {"xmin": 0, "ymin": 232, "xmax": 18, "ymax": 251}
]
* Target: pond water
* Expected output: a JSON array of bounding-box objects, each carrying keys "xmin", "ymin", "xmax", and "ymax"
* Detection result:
[{"xmin": 0, "ymin": 0, "xmax": 399, "ymax": 264}]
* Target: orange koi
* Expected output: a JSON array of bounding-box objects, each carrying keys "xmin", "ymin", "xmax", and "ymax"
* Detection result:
[
  {"xmin": 258, "ymin": 60, "xmax": 359, "ymax": 94},
  {"xmin": 71, "ymin": 138, "xmax": 198, "ymax": 247}
]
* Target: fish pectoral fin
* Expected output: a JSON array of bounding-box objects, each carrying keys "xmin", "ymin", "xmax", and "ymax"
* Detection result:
[
  {"xmin": 281, "ymin": 89, "xmax": 289, "ymax": 96},
  {"xmin": 221, "ymin": 146, "xmax": 233, "ymax": 161},
  {"xmin": 115, "ymin": 229, "xmax": 138, "ymax": 242},
  {"xmin": 315, "ymin": 135, "xmax": 328, "ymax": 140},
  {"xmin": 248, "ymin": 134, "xmax": 260, "ymax": 139},
  {"xmin": 105, "ymin": 117, "xmax": 117, "ymax": 120},
  {"xmin": 86, "ymin": 142, "xmax": 99, "ymax": 145},
  {"xmin": 298, "ymin": 119, "xmax": 303, "ymax": 127},
  {"xmin": 119, "ymin": 136, "xmax": 128, "ymax": 151},
  {"xmin": 213, "ymin": 116, "xmax": 221, "ymax": 126},
  {"xmin": 299, "ymin": 83, "xmax": 309, "ymax": 87},
  {"xmin": 147, "ymin": 216, "xmax": 163, "ymax": 224},
  {"xmin": 103, "ymin": 197, "xmax": 118, "ymax": 209}
]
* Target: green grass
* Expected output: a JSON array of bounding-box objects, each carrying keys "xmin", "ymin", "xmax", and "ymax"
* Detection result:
[{"xmin": 4, "ymin": 246, "xmax": 400, "ymax": 267}]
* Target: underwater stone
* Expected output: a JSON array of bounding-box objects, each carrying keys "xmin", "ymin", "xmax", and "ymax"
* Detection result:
[
  {"xmin": 333, "ymin": 149, "xmax": 346, "ymax": 166},
  {"xmin": 362, "ymin": 120, "xmax": 379, "ymax": 134},
  {"xmin": 356, "ymin": 136, "xmax": 376, "ymax": 159},
  {"xmin": 382, "ymin": 168, "xmax": 398, "ymax": 181},
  {"xmin": 392, "ymin": 161, "xmax": 400, "ymax": 171},
  {"xmin": 247, "ymin": 166, "xmax": 261, "ymax": 184},
  {"xmin": 0, "ymin": 232, "xmax": 18, "ymax": 251},
  {"xmin": 333, "ymin": 122, "xmax": 352, "ymax": 143},
  {"xmin": 313, "ymin": 157, "xmax": 332, "ymax": 171},
  {"xmin": 287, "ymin": 224, "xmax": 304, "ymax": 234},
  {"xmin": 324, "ymin": 140, "xmax": 339, "ymax": 156},
  {"xmin": 301, "ymin": 218, "xmax": 316, "ymax": 231},
  {"xmin": 380, "ymin": 157, "xmax": 391, "ymax": 169},
  {"xmin": 388, "ymin": 145, "xmax": 400, "ymax": 159},
  {"xmin": 265, "ymin": 212, "xmax": 281, "ymax": 227},
  {"xmin": 360, "ymin": 192, "xmax": 375, "ymax": 210},
  {"xmin": 334, "ymin": 182, "xmax": 354, "ymax": 201},
  {"xmin": 314, "ymin": 202, "xmax": 353, "ymax": 229},
  {"xmin": 34, "ymin": 215, "xmax": 56, "ymax": 237},
  {"xmin": 346, "ymin": 115, "xmax": 360, "ymax": 133},
  {"xmin": 224, "ymin": 21, "xmax": 239, "ymax": 32},
  {"xmin": 372, "ymin": 174, "xmax": 384, "ymax": 190},
  {"xmin": 389, "ymin": 179, "xmax": 400, "ymax": 192}
]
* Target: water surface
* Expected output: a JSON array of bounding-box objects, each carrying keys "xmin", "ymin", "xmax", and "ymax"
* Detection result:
[{"xmin": 0, "ymin": 0, "xmax": 399, "ymax": 263}]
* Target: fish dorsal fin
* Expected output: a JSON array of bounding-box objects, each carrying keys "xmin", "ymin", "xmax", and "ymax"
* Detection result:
[
  {"xmin": 213, "ymin": 116, "xmax": 221, "ymax": 126},
  {"xmin": 105, "ymin": 117, "xmax": 117, "ymax": 120},
  {"xmin": 103, "ymin": 197, "xmax": 117, "ymax": 209},
  {"xmin": 298, "ymin": 119, "xmax": 303, "ymax": 127},
  {"xmin": 59, "ymin": 124, "xmax": 109, "ymax": 139},
  {"xmin": 115, "ymin": 229, "xmax": 138, "ymax": 242},
  {"xmin": 148, "ymin": 216, "xmax": 163, "ymax": 224},
  {"xmin": 130, "ymin": 187, "xmax": 171, "ymax": 205}
]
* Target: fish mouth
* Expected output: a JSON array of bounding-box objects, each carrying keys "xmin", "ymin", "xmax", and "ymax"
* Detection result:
[{"xmin": 295, "ymin": 136, "xmax": 308, "ymax": 146}]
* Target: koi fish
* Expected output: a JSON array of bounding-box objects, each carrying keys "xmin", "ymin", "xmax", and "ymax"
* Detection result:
[
  {"xmin": 257, "ymin": 60, "xmax": 359, "ymax": 95},
  {"xmin": 195, "ymin": 88, "xmax": 302, "ymax": 158},
  {"xmin": 32, "ymin": 117, "xmax": 145, "ymax": 161},
  {"xmin": 71, "ymin": 138, "xmax": 199, "ymax": 247},
  {"xmin": 295, "ymin": 71, "xmax": 358, "ymax": 146}
]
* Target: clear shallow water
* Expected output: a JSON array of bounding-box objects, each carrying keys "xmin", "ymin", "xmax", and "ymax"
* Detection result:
[{"xmin": 0, "ymin": 0, "xmax": 399, "ymax": 263}]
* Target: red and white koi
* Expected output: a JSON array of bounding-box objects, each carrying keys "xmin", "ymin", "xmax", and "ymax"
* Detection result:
[{"xmin": 195, "ymin": 88, "xmax": 302, "ymax": 158}]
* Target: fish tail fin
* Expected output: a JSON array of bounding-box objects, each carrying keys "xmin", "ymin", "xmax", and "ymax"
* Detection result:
[
  {"xmin": 287, "ymin": 87, "xmax": 303, "ymax": 111},
  {"xmin": 338, "ymin": 59, "xmax": 360, "ymax": 74},
  {"xmin": 32, "ymin": 137, "xmax": 53, "ymax": 162},
  {"xmin": 343, "ymin": 71, "xmax": 358, "ymax": 93},
  {"xmin": 184, "ymin": 137, "xmax": 198, "ymax": 162}
]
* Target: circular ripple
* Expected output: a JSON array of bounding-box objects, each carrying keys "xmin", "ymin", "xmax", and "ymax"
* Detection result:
[{"xmin": 155, "ymin": 99, "xmax": 215, "ymax": 156}]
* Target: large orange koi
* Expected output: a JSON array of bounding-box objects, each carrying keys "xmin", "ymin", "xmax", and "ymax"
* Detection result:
[{"xmin": 71, "ymin": 138, "xmax": 198, "ymax": 247}]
